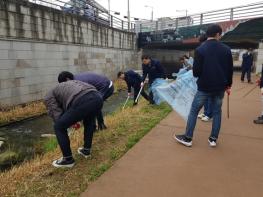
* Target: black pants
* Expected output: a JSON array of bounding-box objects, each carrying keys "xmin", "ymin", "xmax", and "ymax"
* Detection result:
[
  {"xmin": 241, "ymin": 67, "xmax": 251, "ymax": 82},
  {"xmin": 134, "ymin": 85, "xmax": 149, "ymax": 103},
  {"xmin": 96, "ymin": 85, "xmax": 114, "ymax": 125},
  {"xmin": 54, "ymin": 91, "xmax": 103, "ymax": 157},
  {"xmin": 149, "ymin": 91, "xmax": 155, "ymax": 104}
]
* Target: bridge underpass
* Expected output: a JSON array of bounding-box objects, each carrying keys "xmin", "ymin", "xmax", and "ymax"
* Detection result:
[{"xmin": 137, "ymin": 2, "xmax": 263, "ymax": 77}]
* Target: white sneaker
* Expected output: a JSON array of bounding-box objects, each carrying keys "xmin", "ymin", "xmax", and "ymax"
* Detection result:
[
  {"xmin": 201, "ymin": 116, "xmax": 211, "ymax": 122},
  {"xmin": 198, "ymin": 113, "xmax": 205, "ymax": 119},
  {"xmin": 208, "ymin": 138, "xmax": 217, "ymax": 147}
]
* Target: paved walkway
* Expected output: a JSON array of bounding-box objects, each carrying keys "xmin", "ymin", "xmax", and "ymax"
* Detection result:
[{"xmin": 81, "ymin": 75, "xmax": 263, "ymax": 197}]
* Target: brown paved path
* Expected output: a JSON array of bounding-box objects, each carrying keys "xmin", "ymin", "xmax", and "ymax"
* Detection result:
[{"xmin": 81, "ymin": 75, "xmax": 263, "ymax": 197}]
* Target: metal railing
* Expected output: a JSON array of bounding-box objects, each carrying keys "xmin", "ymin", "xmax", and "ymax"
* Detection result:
[
  {"xmin": 137, "ymin": 1, "xmax": 263, "ymax": 32},
  {"xmin": 24, "ymin": 0, "xmax": 135, "ymax": 32}
]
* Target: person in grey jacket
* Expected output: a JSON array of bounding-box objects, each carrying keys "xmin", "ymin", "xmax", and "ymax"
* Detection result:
[
  {"xmin": 44, "ymin": 80, "xmax": 103, "ymax": 168},
  {"xmin": 58, "ymin": 71, "xmax": 114, "ymax": 130}
]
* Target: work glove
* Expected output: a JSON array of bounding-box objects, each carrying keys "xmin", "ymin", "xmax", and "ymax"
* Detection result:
[
  {"xmin": 140, "ymin": 82, "xmax": 144, "ymax": 87},
  {"xmin": 72, "ymin": 122, "xmax": 81, "ymax": 130},
  {"xmin": 226, "ymin": 87, "xmax": 231, "ymax": 96}
]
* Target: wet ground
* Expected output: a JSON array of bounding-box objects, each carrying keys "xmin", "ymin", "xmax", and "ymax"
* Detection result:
[{"xmin": 0, "ymin": 91, "xmax": 127, "ymax": 171}]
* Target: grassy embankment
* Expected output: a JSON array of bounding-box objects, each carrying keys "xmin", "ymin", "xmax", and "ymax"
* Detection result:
[
  {"xmin": 0, "ymin": 99, "xmax": 171, "ymax": 196},
  {"xmin": 0, "ymin": 79, "xmax": 127, "ymax": 126}
]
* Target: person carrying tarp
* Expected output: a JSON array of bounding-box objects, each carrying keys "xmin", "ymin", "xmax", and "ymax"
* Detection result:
[{"xmin": 141, "ymin": 55, "xmax": 165, "ymax": 104}]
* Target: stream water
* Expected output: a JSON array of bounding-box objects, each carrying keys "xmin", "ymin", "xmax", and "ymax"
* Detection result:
[{"xmin": 0, "ymin": 91, "xmax": 127, "ymax": 171}]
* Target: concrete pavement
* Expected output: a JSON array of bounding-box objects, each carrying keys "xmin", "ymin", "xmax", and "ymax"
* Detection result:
[{"xmin": 81, "ymin": 75, "xmax": 263, "ymax": 197}]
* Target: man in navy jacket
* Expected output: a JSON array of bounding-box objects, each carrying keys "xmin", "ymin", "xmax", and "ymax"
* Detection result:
[
  {"xmin": 241, "ymin": 49, "xmax": 254, "ymax": 83},
  {"xmin": 141, "ymin": 55, "xmax": 165, "ymax": 104},
  {"xmin": 175, "ymin": 24, "xmax": 233, "ymax": 147},
  {"xmin": 118, "ymin": 70, "xmax": 149, "ymax": 105},
  {"xmin": 254, "ymin": 65, "xmax": 263, "ymax": 124},
  {"xmin": 58, "ymin": 71, "xmax": 114, "ymax": 130}
]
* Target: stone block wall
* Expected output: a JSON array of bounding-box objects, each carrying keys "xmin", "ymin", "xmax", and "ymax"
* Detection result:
[{"xmin": 0, "ymin": 0, "xmax": 139, "ymax": 106}]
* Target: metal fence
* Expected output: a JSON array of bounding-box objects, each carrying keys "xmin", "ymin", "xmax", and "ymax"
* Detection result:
[
  {"xmin": 137, "ymin": 1, "xmax": 263, "ymax": 32},
  {"xmin": 24, "ymin": 0, "xmax": 135, "ymax": 32}
]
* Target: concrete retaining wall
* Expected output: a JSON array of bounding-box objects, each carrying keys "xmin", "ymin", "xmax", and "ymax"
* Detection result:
[{"xmin": 0, "ymin": 0, "xmax": 139, "ymax": 106}]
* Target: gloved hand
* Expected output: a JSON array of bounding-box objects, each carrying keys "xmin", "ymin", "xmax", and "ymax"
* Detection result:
[
  {"xmin": 226, "ymin": 87, "xmax": 231, "ymax": 96},
  {"xmin": 72, "ymin": 122, "xmax": 81, "ymax": 130},
  {"xmin": 256, "ymin": 79, "xmax": 261, "ymax": 86},
  {"xmin": 140, "ymin": 82, "xmax": 144, "ymax": 87}
]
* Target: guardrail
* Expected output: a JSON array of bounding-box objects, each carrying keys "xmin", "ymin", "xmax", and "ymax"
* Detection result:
[
  {"xmin": 137, "ymin": 1, "xmax": 263, "ymax": 32},
  {"xmin": 22, "ymin": 0, "xmax": 135, "ymax": 32}
]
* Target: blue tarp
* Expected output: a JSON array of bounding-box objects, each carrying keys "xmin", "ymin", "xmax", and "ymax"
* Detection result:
[{"xmin": 151, "ymin": 70, "xmax": 197, "ymax": 121}]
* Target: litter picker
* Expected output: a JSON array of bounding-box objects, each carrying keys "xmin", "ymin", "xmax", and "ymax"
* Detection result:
[
  {"xmin": 122, "ymin": 96, "xmax": 130, "ymax": 110},
  {"xmin": 227, "ymin": 93, "xmax": 230, "ymax": 119},
  {"xmin": 135, "ymin": 74, "xmax": 148, "ymax": 103}
]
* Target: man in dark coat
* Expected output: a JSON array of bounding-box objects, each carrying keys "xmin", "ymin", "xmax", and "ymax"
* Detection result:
[
  {"xmin": 174, "ymin": 24, "xmax": 233, "ymax": 148},
  {"xmin": 118, "ymin": 70, "xmax": 149, "ymax": 105},
  {"xmin": 141, "ymin": 55, "xmax": 165, "ymax": 104},
  {"xmin": 254, "ymin": 65, "xmax": 263, "ymax": 124},
  {"xmin": 241, "ymin": 48, "xmax": 254, "ymax": 83}
]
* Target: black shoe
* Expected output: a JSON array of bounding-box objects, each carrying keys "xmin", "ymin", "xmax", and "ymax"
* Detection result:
[
  {"xmin": 52, "ymin": 157, "xmax": 75, "ymax": 168},
  {"xmin": 208, "ymin": 137, "xmax": 217, "ymax": 147},
  {"xmin": 98, "ymin": 123, "xmax": 107, "ymax": 130},
  {"xmin": 78, "ymin": 147, "xmax": 91, "ymax": 159},
  {"xmin": 133, "ymin": 102, "xmax": 138, "ymax": 106},
  {"xmin": 257, "ymin": 115, "xmax": 263, "ymax": 120},
  {"xmin": 254, "ymin": 119, "xmax": 263, "ymax": 124},
  {"xmin": 173, "ymin": 134, "xmax": 192, "ymax": 147}
]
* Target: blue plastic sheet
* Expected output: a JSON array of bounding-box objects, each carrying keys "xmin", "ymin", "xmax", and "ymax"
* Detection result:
[
  {"xmin": 149, "ymin": 78, "xmax": 169, "ymax": 104},
  {"xmin": 152, "ymin": 71, "xmax": 197, "ymax": 121}
]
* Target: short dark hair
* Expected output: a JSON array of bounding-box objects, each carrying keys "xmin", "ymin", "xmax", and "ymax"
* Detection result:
[
  {"xmin": 141, "ymin": 54, "xmax": 151, "ymax": 60},
  {"xmin": 117, "ymin": 71, "xmax": 124, "ymax": 78},
  {"xmin": 58, "ymin": 71, "xmax": 74, "ymax": 83},
  {"xmin": 206, "ymin": 24, "xmax": 222, "ymax": 37},
  {"xmin": 183, "ymin": 55, "xmax": 189, "ymax": 59},
  {"xmin": 199, "ymin": 34, "xmax": 208, "ymax": 42},
  {"xmin": 179, "ymin": 57, "xmax": 185, "ymax": 61}
]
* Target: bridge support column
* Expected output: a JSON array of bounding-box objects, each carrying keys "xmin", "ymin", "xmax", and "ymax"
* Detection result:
[{"xmin": 256, "ymin": 41, "xmax": 263, "ymax": 73}]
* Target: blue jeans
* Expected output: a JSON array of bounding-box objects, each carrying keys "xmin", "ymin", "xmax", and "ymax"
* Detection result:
[
  {"xmin": 204, "ymin": 98, "xmax": 213, "ymax": 118},
  {"xmin": 185, "ymin": 90, "xmax": 225, "ymax": 139}
]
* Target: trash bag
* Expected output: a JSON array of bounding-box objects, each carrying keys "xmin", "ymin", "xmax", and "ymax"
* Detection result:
[
  {"xmin": 149, "ymin": 78, "xmax": 169, "ymax": 104},
  {"xmin": 154, "ymin": 71, "xmax": 197, "ymax": 121}
]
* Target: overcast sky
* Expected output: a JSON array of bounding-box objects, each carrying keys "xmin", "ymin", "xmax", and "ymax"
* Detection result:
[{"xmin": 96, "ymin": 0, "xmax": 261, "ymax": 20}]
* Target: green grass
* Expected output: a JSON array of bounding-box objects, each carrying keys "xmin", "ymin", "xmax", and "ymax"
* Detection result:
[{"xmin": 43, "ymin": 138, "xmax": 58, "ymax": 153}]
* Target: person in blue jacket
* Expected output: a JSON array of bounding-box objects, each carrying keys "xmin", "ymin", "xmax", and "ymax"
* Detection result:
[
  {"xmin": 174, "ymin": 24, "xmax": 233, "ymax": 148},
  {"xmin": 58, "ymin": 71, "xmax": 114, "ymax": 130},
  {"xmin": 118, "ymin": 70, "xmax": 149, "ymax": 105},
  {"xmin": 241, "ymin": 48, "xmax": 254, "ymax": 83},
  {"xmin": 254, "ymin": 65, "xmax": 263, "ymax": 124},
  {"xmin": 141, "ymin": 55, "xmax": 165, "ymax": 104}
]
